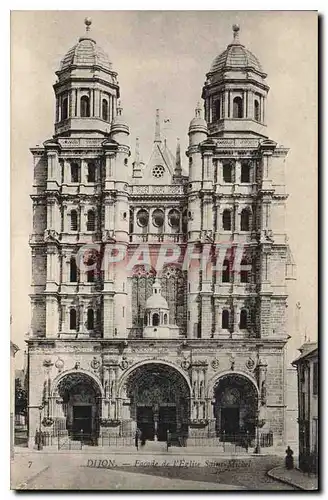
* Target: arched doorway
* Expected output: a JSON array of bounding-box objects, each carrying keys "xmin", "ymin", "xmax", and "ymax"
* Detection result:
[
  {"xmin": 55, "ymin": 372, "xmax": 102, "ymax": 443},
  {"xmin": 213, "ymin": 374, "xmax": 258, "ymax": 441},
  {"xmin": 125, "ymin": 363, "xmax": 190, "ymax": 442}
]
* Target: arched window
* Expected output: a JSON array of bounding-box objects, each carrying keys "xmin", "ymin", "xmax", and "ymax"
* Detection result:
[
  {"xmin": 152, "ymin": 209, "xmax": 164, "ymax": 228},
  {"xmin": 241, "ymin": 163, "xmax": 251, "ymax": 183},
  {"xmin": 240, "ymin": 259, "xmax": 250, "ymax": 283},
  {"xmin": 240, "ymin": 309, "xmax": 248, "ymax": 329},
  {"xmin": 70, "ymin": 257, "xmax": 77, "ymax": 282},
  {"xmin": 87, "ymin": 210, "xmax": 96, "ymax": 232},
  {"xmin": 233, "ymin": 96, "xmax": 243, "ymax": 118},
  {"xmin": 182, "ymin": 210, "xmax": 188, "ymax": 234},
  {"xmin": 137, "ymin": 209, "xmax": 149, "ymax": 228},
  {"xmin": 87, "ymin": 163, "xmax": 96, "ymax": 183},
  {"xmin": 240, "ymin": 208, "xmax": 251, "ymax": 231},
  {"xmin": 152, "ymin": 313, "xmax": 160, "ymax": 327},
  {"xmin": 61, "ymin": 96, "xmax": 68, "ymax": 121},
  {"xmin": 254, "ymin": 100, "xmax": 260, "ymax": 122},
  {"xmin": 102, "ymin": 99, "xmax": 109, "ymax": 121},
  {"xmin": 70, "ymin": 163, "xmax": 79, "ymax": 183},
  {"xmin": 80, "ymin": 95, "xmax": 90, "ymax": 117},
  {"xmin": 163, "ymin": 313, "xmax": 168, "ymax": 325},
  {"xmin": 87, "ymin": 309, "xmax": 94, "ymax": 330},
  {"xmin": 168, "ymin": 209, "xmax": 180, "ymax": 230},
  {"xmin": 70, "ymin": 210, "xmax": 78, "ymax": 231},
  {"xmin": 222, "ymin": 310, "xmax": 230, "ymax": 329},
  {"xmin": 222, "ymin": 209, "xmax": 232, "ymax": 231},
  {"xmin": 223, "ymin": 163, "xmax": 232, "ymax": 183},
  {"xmin": 69, "ymin": 309, "xmax": 77, "ymax": 330},
  {"xmin": 222, "ymin": 259, "xmax": 230, "ymax": 283}
]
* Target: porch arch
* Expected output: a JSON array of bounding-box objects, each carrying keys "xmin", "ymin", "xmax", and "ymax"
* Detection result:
[{"xmin": 51, "ymin": 368, "xmax": 104, "ymax": 398}]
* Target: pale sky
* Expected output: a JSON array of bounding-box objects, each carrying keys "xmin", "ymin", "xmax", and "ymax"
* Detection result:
[{"xmin": 11, "ymin": 10, "xmax": 317, "ymax": 367}]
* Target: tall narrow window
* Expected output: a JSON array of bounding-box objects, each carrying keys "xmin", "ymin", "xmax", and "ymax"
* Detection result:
[
  {"xmin": 222, "ymin": 309, "xmax": 230, "ymax": 329},
  {"xmin": 223, "ymin": 163, "xmax": 232, "ymax": 183},
  {"xmin": 87, "ymin": 309, "xmax": 94, "ymax": 330},
  {"xmin": 87, "ymin": 163, "xmax": 96, "ymax": 183},
  {"xmin": 233, "ymin": 96, "xmax": 243, "ymax": 118},
  {"xmin": 85, "ymin": 253, "xmax": 96, "ymax": 283},
  {"xmin": 214, "ymin": 99, "xmax": 221, "ymax": 120},
  {"xmin": 102, "ymin": 99, "xmax": 109, "ymax": 121},
  {"xmin": 87, "ymin": 267, "xmax": 95, "ymax": 283},
  {"xmin": 240, "ymin": 259, "xmax": 250, "ymax": 283},
  {"xmin": 240, "ymin": 208, "xmax": 251, "ymax": 231},
  {"xmin": 254, "ymin": 100, "xmax": 260, "ymax": 122},
  {"xmin": 80, "ymin": 95, "xmax": 90, "ymax": 117},
  {"xmin": 222, "ymin": 209, "xmax": 232, "ymax": 231},
  {"xmin": 87, "ymin": 210, "xmax": 96, "ymax": 232},
  {"xmin": 61, "ymin": 96, "xmax": 68, "ymax": 121},
  {"xmin": 222, "ymin": 259, "xmax": 230, "ymax": 283},
  {"xmin": 70, "ymin": 257, "xmax": 77, "ymax": 282},
  {"xmin": 241, "ymin": 163, "xmax": 251, "ymax": 183},
  {"xmin": 152, "ymin": 313, "xmax": 160, "ymax": 326},
  {"xmin": 70, "ymin": 163, "xmax": 79, "ymax": 183},
  {"xmin": 69, "ymin": 309, "xmax": 77, "ymax": 330},
  {"xmin": 240, "ymin": 309, "xmax": 248, "ymax": 329},
  {"xmin": 70, "ymin": 210, "xmax": 78, "ymax": 231}
]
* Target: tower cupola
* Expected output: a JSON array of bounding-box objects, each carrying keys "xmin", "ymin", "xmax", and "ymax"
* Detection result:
[
  {"xmin": 53, "ymin": 18, "xmax": 120, "ymax": 138},
  {"xmin": 202, "ymin": 25, "xmax": 269, "ymax": 138}
]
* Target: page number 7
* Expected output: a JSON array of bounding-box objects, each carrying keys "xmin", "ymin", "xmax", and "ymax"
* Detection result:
[{"xmin": 28, "ymin": 461, "xmax": 32, "ymax": 468}]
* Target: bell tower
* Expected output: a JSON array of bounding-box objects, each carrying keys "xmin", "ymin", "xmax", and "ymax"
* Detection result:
[
  {"xmin": 53, "ymin": 17, "xmax": 120, "ymax": 137},
  {"xmin": 202, "ymin": 25, "xmax": 269, "ymax": 138}
]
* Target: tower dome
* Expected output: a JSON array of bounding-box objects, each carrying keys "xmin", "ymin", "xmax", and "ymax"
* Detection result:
[
  {"xmin": 59, "ymin": 37, "xmax": 112, "ymax": 73},
  {"xmin": 145, "ymin": 279, "xmax": 169, "ymax": 310},
  {"xmin": 209, "ymin": 24, "xmax": 265, "ymax": 76}
]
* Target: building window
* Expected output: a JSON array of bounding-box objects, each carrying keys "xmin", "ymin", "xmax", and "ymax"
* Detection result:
[
  {"xmin": 86, "ymin": 210, "xmax": 96, "ymax": 232},
  {"xmin": 87, "ymin": 163, "xmax": 96, "ymax": 183},
  {"xmin": 152, "ymin": 313, "xmax": 160, "ymax": 326},
  {"xmin": 69, "ymin": 309, "xmax": 77, "ymax": 330},
  {"xmin": 313, "ymin": 362, "xmax": 318, "ymax": 396},
  {"xmin": 241, "ymin": 163, "xmax": 251, "ymax": 183},
  {"xmin": 222, "ymin": 309, "xmax": 229, "ymax": 329},
  {"xmin": 233, "ymin": 96, "xmax": 243, "ymax": 118},
  {"xmin": 61, "ymin": 96, "xmax": 68, "ymax": 120},
  {"xmin": 240, "ymin": 259, "xmax": 250, "ymax": 283},
  {"xmin": 70, "ymin": 210, "xmax": 78, "ymax": 231},
  {"xmin": 87, "ymin": 309, "xmax": 94, "ymax": 330},
  {"xmin": 137, "ymin": 209, "xmax": 149, "ymax": 228},
  {"xmin": 152, "ymin": 209, "xmax": 164, "ymax": 228},
  {"xmin": 222, "ymin": 259, "xmax": 230, "ymax": 283},
  {"xmin": 85, "ymin": 253, "xmax": 96, "ymax": 283},
  {"xmin": 87, "ymin": 268, "xmax": 95, "ymax": 283},
  {"xmin": 168, "ymin": 209, "xmax": 180, "ymax": 230},
  {"xmin": 214, "ymin": 99, "xmax": 221, "ymax": 120},
  {"xmin": 240, "ymin": 208, "xmax": 251, "ymax": 231},
  {"xmin": 240, "ymin": 309, "xmax": 247, "ymax": 329},
  {"xmin": 222, "ymin": 209, "xmax": 232, "ymax": 231},
  {"xmin": 70, "ymin": 257, "xmax": 77, "ymax": 282},
  {"xmin": 223, "ymin": 163, "xmax": 232, "ymax": 183},
  {"xmin": 80, "ymin": 95, "xmax": 90, "ymax": 117},
  {"xmin": 70, "ymin": 163, "xmax": 79, "ymax": 183},
  {"xmin": 254, "ymin": 99, "xmax": 260, "ymax": 122},
  {"xmin": 164, "ymin": 313, "xmax": 168, "ymax": 325},
  {"xmin": 102, "ymin": 99, "xmax": 109, "ymax": 121}
]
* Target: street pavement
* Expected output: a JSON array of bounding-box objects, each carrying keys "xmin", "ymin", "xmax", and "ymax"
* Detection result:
[{"xmin": 11, "ymin": 451, "xmax": 297, "ymax": 490}]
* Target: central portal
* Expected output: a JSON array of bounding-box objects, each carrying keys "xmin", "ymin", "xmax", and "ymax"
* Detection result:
[{"xmin": 125, "ymin": 363, "xmax": 190, "ymax": 442}]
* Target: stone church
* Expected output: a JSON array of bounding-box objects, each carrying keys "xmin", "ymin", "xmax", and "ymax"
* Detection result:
[{"xmin": 27, "ymin": 19, "xmax": 296, "ymax": 449}]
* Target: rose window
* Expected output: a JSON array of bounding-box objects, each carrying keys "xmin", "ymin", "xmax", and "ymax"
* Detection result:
[{"xmin": 152, "ymin": 165, "xmax": 165, "ymax": 178}]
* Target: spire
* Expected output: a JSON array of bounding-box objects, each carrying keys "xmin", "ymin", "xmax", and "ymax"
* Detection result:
[
  {"xmin": 195, "ymin": 101, "xmax": 202, "ymax": 119},
  {"xmin": 174, "ymin": 138, "xmax": 182, "ymax": 177},
  {"xmin": 154, "ymin": 109, "xmax": 161, "ymax": 143},
  {"xmin": 117, "ymin": 100, "xmax": 123, "ymax": 116},
  {"xmin": 231, "ymin": 24, "xmax": 241, "ymax": 45},
  {"xmin": 132, "ymin": 137, "xmax": 143, "ymax": 178}
]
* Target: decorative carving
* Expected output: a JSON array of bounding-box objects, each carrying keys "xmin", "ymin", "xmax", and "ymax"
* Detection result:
[
  {"xmin": 74, "ymin": 362, "xmax": 81, "ymax": 370},
  {"xmin": 43, "ymin": 357, "xmax": 53, "ymax": 368},
  {"xmin": 261, "ymin": 380, "xmax": 267, "ymax": 405},
  {"xmin": 246, "ymin": 357, "xmax": 255, "ymax": 371},
  {"xmin": 229, "ymin": 354, "xmax": 235, "ymax": 371},
  {"xmin": 211, "ymin": 358, "xmax": 220, "ymax": 370},
  {"xmin": 55, "ymin": 357, "xmax": 64, "ymax": 372},
  {"xmin": 90, "ymin": 357, "xmax": 100, "ymax": 371},
  {"xmin": 181, "ymin": 359, "xmax": 190, "ymax": 371},
  {"xmin": 120, "ymin": 356, "xmax": 129, "ymax": 370}
]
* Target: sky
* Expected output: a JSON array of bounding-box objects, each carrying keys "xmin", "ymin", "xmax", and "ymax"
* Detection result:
[{"xmin": 11, "ymin": 10, "xmax": 317, "ymax": 367}]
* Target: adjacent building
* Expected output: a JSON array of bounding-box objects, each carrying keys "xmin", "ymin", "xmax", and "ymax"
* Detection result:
[
  {"xmin": 27, "ymin": 20, "xmax": 296, "ymax": 449},
  {"xmin": 293, "ymin": 342, "xmax": 318, "ymax": 472}
]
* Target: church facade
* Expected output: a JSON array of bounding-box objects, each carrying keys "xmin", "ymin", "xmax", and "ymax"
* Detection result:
[{"xmin": 27, "ymin": 20, "xmax": 296, "ymax": 448}]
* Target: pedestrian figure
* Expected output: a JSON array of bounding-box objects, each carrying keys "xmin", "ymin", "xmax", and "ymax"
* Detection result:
[
  {"xmin": 135, "ymin": 427, "xmax": 142, "ymax": 450},
  {"xmin": 285, "ymin": 446, "xmax": 294, "ymax": 469}
]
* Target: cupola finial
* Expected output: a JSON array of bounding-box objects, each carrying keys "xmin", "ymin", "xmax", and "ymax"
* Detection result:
[
  {"xmin": 84, "ymin": 17, "xmax": 92, "ymax": 33},
  {"xmin": 232, "ymin": 24, "xmax": 240, "ymax": 44},
  {"xmin": 117, "ymin": 100, "xmax": 123, "ymax": 116},
  {"xmin": 195, "ymin": 102, "xmax": 202, "ymax": 118},
  {"xmin": 154, "ymin": 109, "xmax": 161, "ymax": 143}
]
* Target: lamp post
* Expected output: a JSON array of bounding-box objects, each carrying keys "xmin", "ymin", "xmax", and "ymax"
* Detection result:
[
  {"xmin": 254, "ymin": 407, "xmax": 261, "ymax": 454},
  {"xmin": 28, "ymin": 403, "xmax": 46, "ymax": 450}
]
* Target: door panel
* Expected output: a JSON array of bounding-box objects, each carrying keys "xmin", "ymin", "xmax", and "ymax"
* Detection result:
[
  {"xmin": 158, "ymin": 406, "xmax": 176, "ymax": 441},
  {"xmin": 221, "ymin": 407, "xmax": 240, "ymax": 436},
  {"xmin": 73, "ymin": 405, "xmax": 92, "ymax": 436},
  {"xmin": 137, "ymin": 406, "xmax": 154, "ymax": 441}
]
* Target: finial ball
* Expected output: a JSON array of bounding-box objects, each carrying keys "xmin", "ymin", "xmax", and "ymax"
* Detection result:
[
  {"xmin": 232, "ymin": 24, "xmax": 240, "ymax": 32},
  {"xmin": 84, "ymin": 17, "xmax": 92, "ymax": 27}
]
